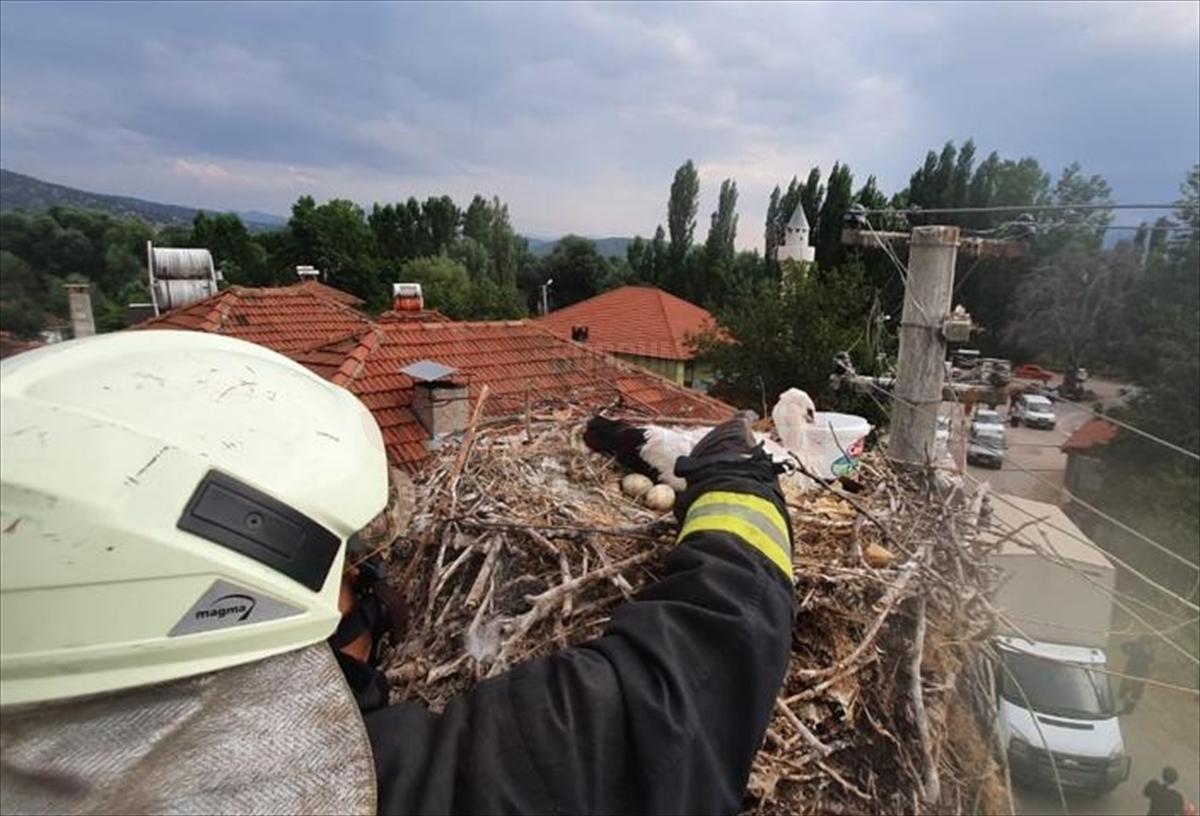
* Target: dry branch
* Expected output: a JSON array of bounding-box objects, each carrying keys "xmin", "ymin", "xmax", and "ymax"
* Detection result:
[{"xmin": 381, "ymin": 412, "xmax": 1002, "ymax": 815}]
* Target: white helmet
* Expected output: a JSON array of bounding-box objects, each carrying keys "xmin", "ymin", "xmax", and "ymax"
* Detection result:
[{"xmin": 0, "ymin": 331, "xmax": 388, "ymax": 706}]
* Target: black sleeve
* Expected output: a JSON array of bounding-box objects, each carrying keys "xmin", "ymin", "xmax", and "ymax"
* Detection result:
[{"xmin": 365, "ymin": 478, "xmax": 795, "ymax": 815}]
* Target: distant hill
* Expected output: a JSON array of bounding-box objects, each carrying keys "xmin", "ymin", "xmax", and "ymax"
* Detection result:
[
  {"xmin": 0, "ymin": 169, "xmax": 638, "ymax": 252},
  {"xmin": 0, "ymin": 169, "xmax": 285, "ymax": 232},
  {"xmin": 524, "ymin": 235, "xmax": 633, "ymax": 259}
]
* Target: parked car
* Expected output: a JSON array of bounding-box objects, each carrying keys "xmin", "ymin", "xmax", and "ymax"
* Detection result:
[
  {"xmin": 951, "ymin": 349, "xmax": 981, "ymax": 370},
  {"xmin": 1012, "ymin": 394, "xmax": 1057, "ymax": 430},
  {"xmin": 979, "ymin": 358, "xmax": 1013, "ymax": 387},
  {"xmin": 1013, "ymin": 364, "xmax": 1055, "ymax": 383},
  {"xmin": 968, "ymin": 409, "xmax": 1006, "ymax": 469}
]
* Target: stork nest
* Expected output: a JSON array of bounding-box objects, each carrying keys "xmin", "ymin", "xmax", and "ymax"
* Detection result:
[{"xmin": 379, "ymin": 406, "xmax": 1009, "ymax": 815}]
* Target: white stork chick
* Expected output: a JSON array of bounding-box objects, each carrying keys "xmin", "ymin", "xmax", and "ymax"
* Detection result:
[{"xmin": 584, "ymin": 388, "xmax": 822, "ymax": 492}]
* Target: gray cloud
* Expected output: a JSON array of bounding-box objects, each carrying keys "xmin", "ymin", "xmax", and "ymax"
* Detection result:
[{"xmin": 1, "ymin": 1, "xmax": 1197, "ymax": 247}]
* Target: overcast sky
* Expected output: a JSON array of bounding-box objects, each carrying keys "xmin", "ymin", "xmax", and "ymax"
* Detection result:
[{"xmin": 2, "ymin": 1, "xmax": 1197, "ymax": 249}]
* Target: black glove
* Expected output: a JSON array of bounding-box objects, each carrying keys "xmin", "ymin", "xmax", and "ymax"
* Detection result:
[{"xmin": 673, "ymin": 412, "xmax": 789, "ymax": 523}]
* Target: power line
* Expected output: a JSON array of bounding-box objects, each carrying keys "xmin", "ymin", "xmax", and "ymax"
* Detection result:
[
  {"xmin": 847, "ymin": 214, "xmax": 1199, "ymax": 572},
  {"xmin": 1046, "ymin": 392, "xmax": 1200, "ymax": 462},
  {"xmin": 979, "ymin": 502, "xmax": 1200, "ymax": 663},
  {"xmin": 863, "ymin": 217, "xmax": 935, "ymax": 321},
  {"xmin": 851, "ymin": 219, "xmax": 1200, "ymax": 462},
  {"xmin": 865, "ymin": 203, "xmax": 1179, "ymax": 216},
  {"xmin": 952, "ymin": 255, "xmax": 985, "ymax": 297},
  {"xmin": 858, "ymin": 377, "xmax": 1200, "ymax": 586},
  {"xmin": 964, "ymin": 222, "xmax": 1193, "ymax": 237},
  {"xmin": 989, "ymin": 445, "xmax": 1199, "ymax": 573},
  {"xmin": 981, "ymin": 486, "xmax": 1198, "ymax": 614}
]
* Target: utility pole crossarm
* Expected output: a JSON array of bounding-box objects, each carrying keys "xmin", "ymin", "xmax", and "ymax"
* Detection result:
[
  {"xmin": 833, "ymin": 374, "xmax": 1010, "ymax": 408},
  {"xmin": 841, "ymin": 228, "xmax": 1026, "ymax": 258}
]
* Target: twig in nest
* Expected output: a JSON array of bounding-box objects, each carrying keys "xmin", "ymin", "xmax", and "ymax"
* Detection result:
[
  {"xmin": 909, "ymin": 595, "xmax": 941, "ymax": 807},
  {"xmin": 792, "ymin": 458, "xmax": 896, "ymax": 545},
  {"xmin": 455, "ymin": 518, "xmax": 671, "ymax": 541},
  {"xmin": 797, "ymin": 544, "xmax": 927, "ymax": 682},
  {"xmin": 489, "ymin": 549, "xmax": 659, "ymax": 673},
  {"xmin": 775, "ymin": 699, "xmax": 833, "ymax": 757},
  {"xmin": 447, "ymin": 384, "xmax": 491, "ymax": 514}
]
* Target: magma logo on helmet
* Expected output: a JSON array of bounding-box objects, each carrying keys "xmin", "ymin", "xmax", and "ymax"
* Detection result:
[
  {"xmin": 169, "ymin": 579, "xmax": 303, "ymax": 637},
  {"xmin": 196, "ymin": 593, "xmax": 257, "ymax": 622}
]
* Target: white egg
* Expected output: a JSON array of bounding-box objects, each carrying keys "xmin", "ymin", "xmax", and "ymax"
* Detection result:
[
  {"xmin": 643, "ymin": 484, "xmax": 676, "ymax": 512},
  {"xmin": 621, "ymin": 473, "xmax": 654, "ymax": 498}
]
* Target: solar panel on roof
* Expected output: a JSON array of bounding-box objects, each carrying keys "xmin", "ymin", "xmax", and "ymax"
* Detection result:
[{"xmin": 400, "ymin": 360, "xmax": 458, "ymax": 382}]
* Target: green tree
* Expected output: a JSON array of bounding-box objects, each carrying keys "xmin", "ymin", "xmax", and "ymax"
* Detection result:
[
  {"xmin": 626, "ymin": 235, "xmax": 651, "ymax": 283},
  {"xmin": 396, "ymin": 255, "xmax": 473, "ymax": 318},
  {"xmin": 764, "ymin": 185, "xmax": 782, "ymax": 267},
  {"xmin": 0, "ymin": 296, "xmax": 45, "ymax": 337},
  {"xmin": 287, "ymin": 197, "xmax": 382, "ymax": 304},
  {"xmin": 539, "ymin": 235, "xmax": 612, "ymax": 310},
  {"xmin": 667, "ymin": 160, "xmax": 700, "ymax": 293},
  {"xmin": 651, "ymin": 225, "xmax": 669, "ymax": 286},
  {"xmin": 798, "ymin": 167, "xmax": 824, "ymax": 229},
  {"xmin": 370, "ymin": 199, "xmax": 427, "ymax": 263},
  {"xmin": 456, "ymin": 194, "xmax": 525, "ymax": 287},
  {"xmin": 701, "ymin": 178, "xmax": 739, "ymax": 304},
  {"xmin": 1091, "ymin": 166, "xmax": 1200, "ymax": 593},
  {"xmin": 1121, "ymin": 164, "xmax": 1200, "ymax": 452},
  {"xmin": 190, "ymin": 212, "xmax": 269, "ymax": 286},
  {"xmin": 462, "ymin": 195, "xmax": 493, "ymax": 245},
  {"xmin": 0, "ymin": 250, "xmax": 46, "ymax": 337},
  {"xmin": 450, "ymin": 236, "xmax": 491, "ymax": 282},
  {"xmin": 1003, "ymin": 242, "xmax": 1125, "ymax": 372},
  {"xmin": 422, "ymin": 196, "xmax": 460, "ymax": 254},
  {"xmin": 816, "ymin": 162, "xmax": 853, "ymax": 268},
  {"xmin": 694, "ymin": 261, "xmax": 877, "ymax": 412}
]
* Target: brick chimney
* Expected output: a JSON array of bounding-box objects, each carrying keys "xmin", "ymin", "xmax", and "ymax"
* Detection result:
[
  {"xmin": 64, "ymin": 283, "xmax": 96, "ymax": 338},
  {"xmin": 402, "ymin": 360, "xmax": 469, "ymax": 439},
  {"xmin": 392, "ymin": 283, "xmax": 424, "ymax": 312}
]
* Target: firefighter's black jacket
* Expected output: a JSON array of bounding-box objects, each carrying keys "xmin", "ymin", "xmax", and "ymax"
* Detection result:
[{"xmin": 365, "ymin": 462, "xmax": 795, "ymax": 815}]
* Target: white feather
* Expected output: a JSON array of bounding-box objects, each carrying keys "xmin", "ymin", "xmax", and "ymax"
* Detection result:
[
  {"xmin": 629, "ymin": 388, "xmax": 822, "ymax": 493},
  {"xmin": 638, "ymin": 426, "xmax": 707, "ymax": 490},
  {"xmin": 772, "ymin": 388, "xmax": 817, "ymax": 452}
]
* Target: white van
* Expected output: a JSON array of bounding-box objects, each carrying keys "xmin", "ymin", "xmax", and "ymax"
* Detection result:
[
  {"xmin": 981, "ymin": 494, "xmax": 1130, "ymax": 794},
  {"xmin": 994, "ymin": 637, "xmax": 1129, "ymax": 792}
]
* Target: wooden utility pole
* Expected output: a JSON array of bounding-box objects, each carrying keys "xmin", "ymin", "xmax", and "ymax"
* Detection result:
[
  {"xmin": 838, "ymin": 223, "xmax": 1024, "ymax": 469},
  {"xmin": 888, "ymin": 226, "xmax": 959, "ymax": 468}
]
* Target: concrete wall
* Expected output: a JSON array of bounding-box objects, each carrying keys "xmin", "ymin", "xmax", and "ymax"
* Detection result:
[{"xmin": 1064, "ymin": 452, "xmax": 1106, "ymax": 504}]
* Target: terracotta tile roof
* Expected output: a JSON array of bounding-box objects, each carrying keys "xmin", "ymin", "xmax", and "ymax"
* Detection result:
[
  {"xmin": 128, "ymin": 284, "xmax": 733, "ymax": 471},
  {"xmin": 1061, "ymin": 418, "xmax": 1119, "ymax": 452},
  {"xmin": 134, "ymin": 286, "xmax": 372, "ymax": 354},
  {"xmin": 0, "ymin": 331, "xmax": 44, "ymax": 360},
  {"xmin": 536, "ymin": 286, "xmax": 719, "ymax": 361},
  {"xmin": 286, "ymin": 280, "xmax": 366, "ymax": 307},
  {"xmin": 295, "ymin": 320, "xmax": 733, "ymax": 469},
  {"xmin": 377, "ymin": 308, "xmax": 452, "ymax": 324}
]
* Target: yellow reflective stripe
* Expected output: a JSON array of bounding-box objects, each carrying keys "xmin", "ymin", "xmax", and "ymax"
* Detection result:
[
  {"xmin": 679, "ymin": 515, "xmax": 793, "ymax": 579},
  {"xmin": 678, "ymin": 492, "xmax": 793, "ymax": 580},
  {"xmin": 689, "ymin": 491, "xmax": 790, "ymax": 542},
  {"xmin": 684, "ymin": 504, "xmax": 792, "ymax": 558}
]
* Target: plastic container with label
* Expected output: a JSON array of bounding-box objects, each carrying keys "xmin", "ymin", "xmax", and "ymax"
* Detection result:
[{"xmin": 808, "ymin": 412, "xmax": 872, "ymax": 478}]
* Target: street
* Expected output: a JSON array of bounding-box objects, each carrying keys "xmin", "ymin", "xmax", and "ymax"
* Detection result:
[
  {"xmin": 946, "ymin": 381, "xmax": 1200, "ymax": 815},
  {"xmin": 963, "ymin": 400, "xmax": 1085, "ymax": 503},
  {"xmin": 1014, "ymin": 683, "xmax": 1200, "ymax": 816}
]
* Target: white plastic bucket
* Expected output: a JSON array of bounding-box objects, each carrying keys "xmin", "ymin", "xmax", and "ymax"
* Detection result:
[{"xmin": 808, "ymin": 412, "xmax": 872, "ymax": 478}]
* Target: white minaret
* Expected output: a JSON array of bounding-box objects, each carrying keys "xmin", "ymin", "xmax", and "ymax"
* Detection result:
[{"xmin": 777, "ymin": 202, "xmax": 815, "ymax": 264}]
